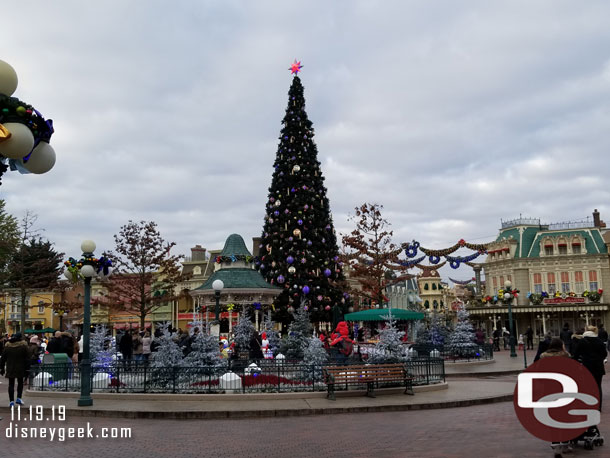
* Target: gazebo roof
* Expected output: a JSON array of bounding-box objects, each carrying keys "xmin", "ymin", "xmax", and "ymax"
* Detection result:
[
  {"xmin": 195, "ymin": 268, "xmax": 280, "ymax": 291},
  {"xmin": 220, "ymin": 233, "xmax": 252, "ymax": 257}
]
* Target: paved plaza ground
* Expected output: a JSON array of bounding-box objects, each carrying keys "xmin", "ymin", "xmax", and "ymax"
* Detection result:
[{"xmin": 0, "ymin": 350, "xmax": 607, "ymax": 457}]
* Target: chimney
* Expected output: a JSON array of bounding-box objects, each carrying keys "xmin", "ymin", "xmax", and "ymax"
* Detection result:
[
  {"xmin": 593, "ymin": 209, "xmax": 606, "ymax": 228},
  {"xmin": 190, "ymin": 245, "xmax": 206, "ymax": 261},
  {"xmin": 252, "ymin": 237, "xmax": 261, "ymax": 257}
]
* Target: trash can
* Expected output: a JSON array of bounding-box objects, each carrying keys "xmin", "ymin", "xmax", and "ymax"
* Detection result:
[{"xmin": 42, "ymin": 353, "xmax": 71, "ymax": 381}]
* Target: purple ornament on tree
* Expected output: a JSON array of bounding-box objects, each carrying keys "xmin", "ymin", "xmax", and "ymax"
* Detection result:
[
  {"xmin": 274, "ymin": 210, "xmax": 280, "ymax": 216},
  {"xmin": 286, "ymin": 256, "xmax": 294, "ymax": 264},
  {"xmin": 317, "ymin": 295, "xmax": 323, "ymax": 301},
  {"xmin": 297, "ymin": 219, "xmax": 303, "ymax": 225},
  {"xmin": 307, "ymin": 241, "xmax": 312, "ymax": 246},
  {"xmin": 303, "ymin": 286, "xmax": 310, "ymax": 294},
  {"xmin": 324, "ymin": 268, "xmax": 332, "ymax": 277},
  {"xmin": 277, "ymin": 275, "xmax": 285, "ymax": 284}
]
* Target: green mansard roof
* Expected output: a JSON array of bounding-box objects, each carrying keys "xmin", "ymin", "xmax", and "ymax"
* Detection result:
[{"xmin": 496, "ymin": 225, "xmax": 607, "ymax": 258}]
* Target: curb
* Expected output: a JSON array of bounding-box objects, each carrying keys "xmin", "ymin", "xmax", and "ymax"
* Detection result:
[{"xmin": 0, "ymin": 393, "xmax": 514, "ymax": 420}]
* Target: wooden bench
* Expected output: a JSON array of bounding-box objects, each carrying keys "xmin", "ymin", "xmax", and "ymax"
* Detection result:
[{"xmin": 323, "ymin": 363, "xmax": 414, "ymax": 401}]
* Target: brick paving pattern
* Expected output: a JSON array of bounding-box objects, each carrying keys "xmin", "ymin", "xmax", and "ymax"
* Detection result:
[{"xmin": 1, "ymin": 375, "xmax": 608, "ymax": 458}]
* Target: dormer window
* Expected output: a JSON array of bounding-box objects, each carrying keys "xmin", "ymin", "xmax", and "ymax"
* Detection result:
[
  {"xmin": 193, "ymin": 266, "xmax": 202, "ymax": 275},
  {"xmin": 558, "ymin": 238, "xmax": 567, "ymax": 255},
  {"xmin": 544, "ymin": 244, "xmax": 554, "ymax": 256},
  {"xmin": 571, "ymin": 237, "xmax": 582, "ymax": 254}
]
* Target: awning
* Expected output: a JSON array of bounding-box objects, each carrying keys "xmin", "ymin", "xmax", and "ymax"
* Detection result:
[{"xmin": 344, "ymin": 308, "xmax": 425, "ymax": 321}]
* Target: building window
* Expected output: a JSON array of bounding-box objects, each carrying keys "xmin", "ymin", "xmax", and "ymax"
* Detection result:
[
  {"xmin": 571, "ymin": 243, "xmax": 581, "ymax": 254},
  {"xmin": 433, "ymin": 300, "xmax": 438, "ymax": 308},
  {"xmin": 544, "ymin": 245, "xmax": 554, "ymax": 256},
  {"xmin": 424, "ymin": 300, "xmax": 429, "ymax": 308},
  {"xmin": 424, "ymin": 283, "xmax": 429, "ymax": 290},
  {"xmin": 38, "ymin": 305, "xmax": 45, "ymax": 314},
  {"xmin": 533, "ymin": 273, "xmax": 542, "ymax": 294},
  {"xmin": 547, "ymin": 272, "xmax": 556, "ymax": 294},
  {"xmin": 589, "ymin": 271, "xmax": 598, "ymax": 291},
  {"xmin": 558, "ymin": 244, "xmax": 567, "ymax": 255},
  {"xmin": 492, "ymin": 277, "xmax": 498, "ymax": 291},
  {"xmin": 500, "ymin": 276, "xmax": 504, "ymax": 288},
  {"xmin": 193, "ymin": 266, "xmax": 202, "ymax": 275},
  {"xmin": 432, "ymin": 283, "xmax": 437, "ymax": 290},
  {"xmin": 575, "ymin": 271, "xmax": 584, "ymax": 293},
  {"xmin": 561, "ymin": 272, "xmax": 570, "ymax": 293}
]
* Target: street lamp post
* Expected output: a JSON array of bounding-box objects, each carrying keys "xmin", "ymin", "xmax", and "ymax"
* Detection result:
[
  {"xmin": 503, "ymin": 280, "xmax": 518, "ymax": 358},
  {"xmin": 64, "ymin": 240, "xmax": 112, "ymax": 407},
  {"xmin": 212, "ymin": 279, "xmax": 224, "ymax": 322}
]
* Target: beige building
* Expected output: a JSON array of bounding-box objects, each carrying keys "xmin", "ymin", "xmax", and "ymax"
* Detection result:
[{"xmin": 468, "ymin": 210, "xmax": 610, "ymax": 338}]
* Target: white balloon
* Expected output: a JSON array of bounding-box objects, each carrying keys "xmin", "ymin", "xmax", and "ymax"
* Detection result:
[
  {"xmin": 0, "ymin": 122, "xmax": 34, "ymax": 159},
  {"xmin": 21, "ymin": 141, "xmax": 56, "ymax": 174},
  {"xmin": 0, "ymin": 60, "xmax": 18, "ymax": 96}
]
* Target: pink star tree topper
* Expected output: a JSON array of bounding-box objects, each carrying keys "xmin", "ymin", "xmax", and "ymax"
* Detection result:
[{"xmin": 289, "ymin": 59, "xmax": 303, "ymax": 75}]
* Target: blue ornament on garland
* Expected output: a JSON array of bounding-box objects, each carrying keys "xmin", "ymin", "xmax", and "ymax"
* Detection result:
[
  {"xmin": 303, "ymin": 286, "xmax": 310, "ymax": 294},
  {"xmin": 286, "ymin": 256, "xmax": 294, "ymax": 264},
  {"xmin": 324, "ymin": 268, "xmax": 332, "ymax": 277},
  {"xmin": 277, "ymin": 275, "xmax": 285, "ymax": 284}
]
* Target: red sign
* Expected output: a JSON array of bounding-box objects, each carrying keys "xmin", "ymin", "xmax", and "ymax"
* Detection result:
[{"xmin": 542, "ymin": 297, "xmax": 585, "ymax": 305}]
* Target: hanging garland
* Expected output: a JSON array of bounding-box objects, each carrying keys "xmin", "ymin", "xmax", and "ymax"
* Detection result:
[
  {"xmin": 449, "ymin": 277, "xmax": 475, "ymax": 285},
  {"xmin": 403, "ymin": 239, "xmax": 488, "ymax": 270},
  {"xmin": 215, "ymin": 254, "xmax": 254, "ymax": 264},
  {"xmin": 404, "ymin": 239, "xmax": 489, "ymax": 258}
]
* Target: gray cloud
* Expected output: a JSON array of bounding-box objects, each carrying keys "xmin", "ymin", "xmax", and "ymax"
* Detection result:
[{"xmin": 2, "ymin": 1, "xmax": 609, "ymax": 283}]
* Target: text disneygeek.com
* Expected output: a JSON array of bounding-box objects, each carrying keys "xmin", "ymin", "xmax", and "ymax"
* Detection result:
[{"xmin": 4, "ymin": 405, "xmax": 132, "ymax": 441}]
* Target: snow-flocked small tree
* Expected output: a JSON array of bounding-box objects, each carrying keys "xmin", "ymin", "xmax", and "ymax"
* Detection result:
[
  {"xmin": 232, "ymin": 309, "xmax": 254, "ymax": 353},
  {"xmin": 150, "ymin": 323, "xmax": 184, "ymax": 368},
  {"xmin": 302, "ymin": 337, "xmax": 328, "ymax": 381},
  {"xmin": 369, "ymin": 312, "xmax": 406, "ymax": 363},
  {"xmin": 280, "ymin": 303, "xmax": 312, "ymax": 360},
  {"xmin": 447, "ymin": 306, "xmax": 478, "ymax": 357},
  {"xmin": 183, "ymin": 326, "xmax": 227, "ymax": 372},
  {"xmin": 263, "ymin": 313, "xmax": 281, "ymax": 356},
  {"xmin": 90, "ymin": 324, "xmax": 114, "ymax": 370},
  {"xmin": 416, "ymin": 312, "xmax": 449, "ymax": 349}
]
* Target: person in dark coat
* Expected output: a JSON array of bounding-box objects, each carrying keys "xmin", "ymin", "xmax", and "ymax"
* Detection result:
[
  {"xmin": 249, "ymin": 331, "xmax": 264, "ymax": 360},
  {"xmin": 119, "ymin": 330, "xmax": 133, "ymax": 369},
  {"xmin": 525, "ymin": 326, "xmax": 534, "ymax": 350},
  {"xmin": 598, "ymin": 324, "xmax": 608, "ymax": 348},
  {"xmin": 572, "ymin": 326, "xmax": 607, "ymax": 410},
  {"xmin": 534, "ymin": 332, "xmax": 552, "ymax": 362},
  {"xmin": 559, "ymin": 323, "xmax": 573, "ymax": 354},
  {"xmin": 46, "ymin": 331, "xmax": 63, "ymax": 353},
  {"xmin": 0, "ymin": 333, "xmax": 30, "ymax": 406}
]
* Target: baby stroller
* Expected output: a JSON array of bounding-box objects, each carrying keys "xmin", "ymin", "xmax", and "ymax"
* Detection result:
[{"xmin": 571, "ymin": 425, "xmax": 604, "ymax": 450}]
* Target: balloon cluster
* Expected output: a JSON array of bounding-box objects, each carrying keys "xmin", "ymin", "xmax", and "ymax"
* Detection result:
[{"xmin": 0, "ymin": 60, "xmax": 56, "ymax": 176}]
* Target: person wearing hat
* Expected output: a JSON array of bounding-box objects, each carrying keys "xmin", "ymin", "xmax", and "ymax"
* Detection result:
[{"xmin": 0, "ymin": 333, "xmax": 30, "ymax": 407}]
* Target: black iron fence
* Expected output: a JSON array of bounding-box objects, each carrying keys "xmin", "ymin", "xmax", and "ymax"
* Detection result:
[
  {"xmin": 410, "ymin": 343, "xmax": 493, "ymax": 362},
  {"xmin": 29, "ymin": 357, "xmax": 445, "ymax": 394}
]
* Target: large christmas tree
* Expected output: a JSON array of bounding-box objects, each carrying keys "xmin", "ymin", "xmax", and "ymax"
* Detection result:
[{"xmin": 256, "ymin": 61, "xmax": 345, "ymax": 322}]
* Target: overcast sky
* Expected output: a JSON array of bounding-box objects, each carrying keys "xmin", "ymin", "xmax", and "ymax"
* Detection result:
[{"xmin": 2, "ymin": 1, "xmax": 610, "ymax": 283}]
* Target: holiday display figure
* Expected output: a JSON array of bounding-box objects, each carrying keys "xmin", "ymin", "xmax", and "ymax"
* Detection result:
[{"xmin": 256, "ymin": 62, "xmax": 345, "ymax": 324}]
